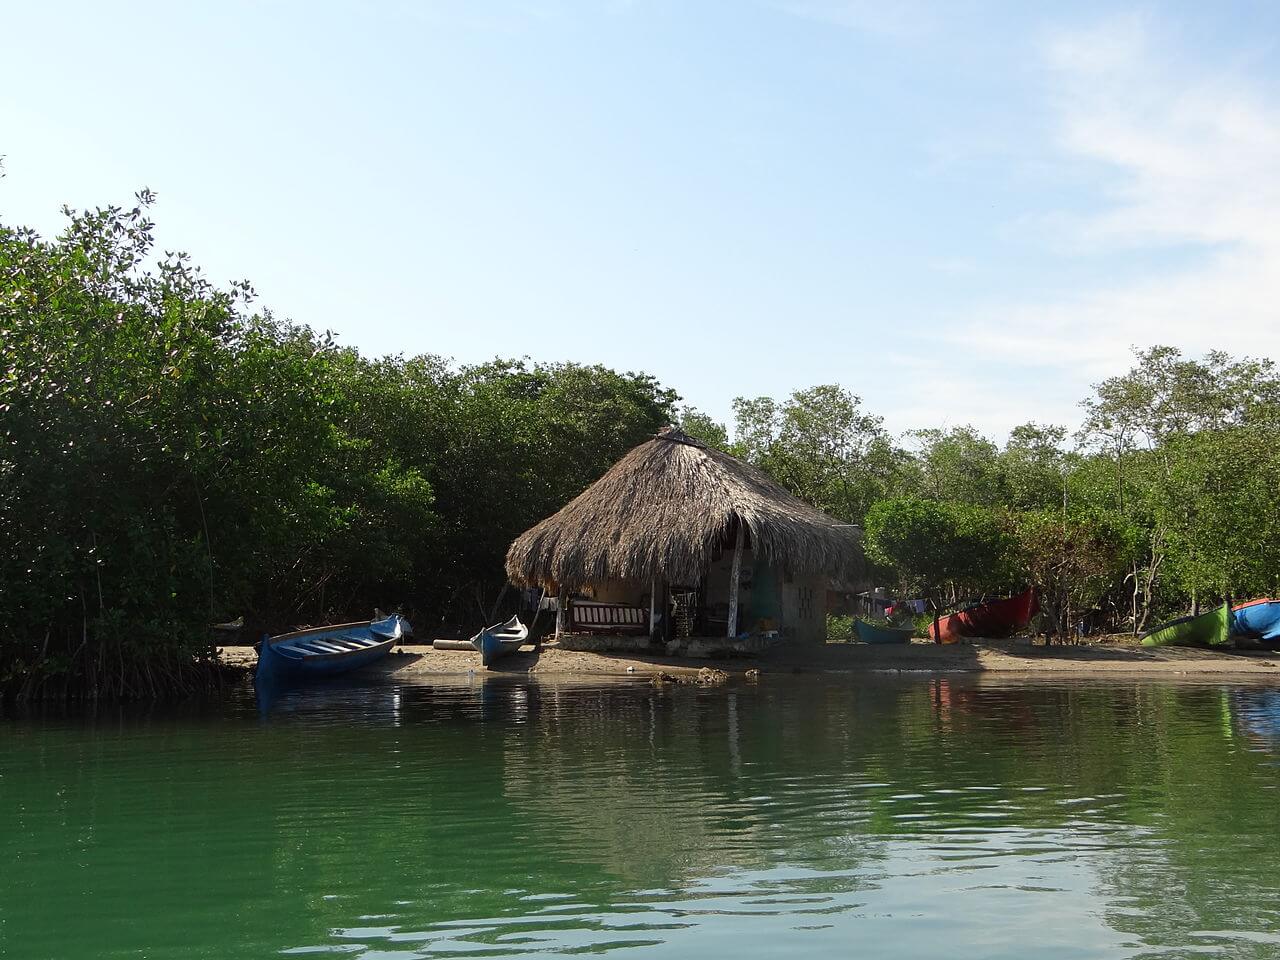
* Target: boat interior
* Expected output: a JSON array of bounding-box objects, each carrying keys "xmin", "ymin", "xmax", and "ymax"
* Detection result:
[{"xmin": 275, "ymin": 634, "xmax": 387, "ymax": 657}]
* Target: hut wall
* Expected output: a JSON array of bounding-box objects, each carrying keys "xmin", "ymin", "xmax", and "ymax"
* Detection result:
[
  {"xmin": 751, "ymin": 558, "xmax": 782, "ymax": 628},
  {"xmin": 704, "ymin": 547, "xmax": 757, "ymax": 629},
  {"xmin": 704, "ymin": 551, "xmax": 804, "ymax": 637},
  {"xmin": 781, "ymin": 573, "xmax": 827, "ymax": 643},
  {"xmin": 572, "ymin": 564, "xmax": 826, "ymax": 642},
  {"xmin": 582, "ymin": 580, "xmax": 646, "ymax": 605}
]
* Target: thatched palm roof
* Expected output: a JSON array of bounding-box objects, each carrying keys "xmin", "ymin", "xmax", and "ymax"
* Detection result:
[{"xmin": 506, "ymin": 427, "xmax": 866, "ymax": 589}]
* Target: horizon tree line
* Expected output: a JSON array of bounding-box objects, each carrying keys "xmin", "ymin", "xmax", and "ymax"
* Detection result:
[
  {"xmin": 680, "ymin": 346, "xmax": 1280, "ymax": 639},
  {"xmin": 4, "ymin": 194, "xmax": 1277, "ymax": 696}
]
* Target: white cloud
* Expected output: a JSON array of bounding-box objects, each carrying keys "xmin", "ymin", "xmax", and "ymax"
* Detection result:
[
  {"xmin": 949, "ymin": 13, "xmax": 1280, "ymax": 432},
  {"xmin": 1043, "ymin": 15, "xmax": 1280, "ymax": 251},
  {"xmin": 871, "ymin": 350, "xmax": 1081, "ymax": 441}
]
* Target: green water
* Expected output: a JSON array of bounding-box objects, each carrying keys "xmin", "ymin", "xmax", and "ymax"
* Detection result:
[{"xmin": 4, "ymin": 676, "xmax": 1280, "ymax": 959}]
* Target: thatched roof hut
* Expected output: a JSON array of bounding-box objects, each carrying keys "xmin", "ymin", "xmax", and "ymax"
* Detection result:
[{"xmin": 506, "ymin": 427, "xmax": 865, "ymax": 591}]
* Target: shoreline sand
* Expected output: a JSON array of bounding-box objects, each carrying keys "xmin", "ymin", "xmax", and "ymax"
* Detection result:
[{"xmin": 219, "ymin": 637, "xmax": 1280, "ymax": 682}]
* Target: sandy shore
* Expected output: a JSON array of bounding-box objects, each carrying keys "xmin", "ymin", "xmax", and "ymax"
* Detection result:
[{"xmin": 219, "ymin": 636, "xmax": 1280, "ymax": 682}]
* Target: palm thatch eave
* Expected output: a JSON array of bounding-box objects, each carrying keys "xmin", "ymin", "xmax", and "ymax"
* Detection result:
[{"xmin": 505, "ymin": 428, "xmax": 866, "ymax": 590}]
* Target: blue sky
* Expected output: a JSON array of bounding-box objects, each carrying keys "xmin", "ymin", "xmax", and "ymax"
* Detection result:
[{"xmin": 4, "ymin": 1, "xmax": 1279, "ymax": 438}]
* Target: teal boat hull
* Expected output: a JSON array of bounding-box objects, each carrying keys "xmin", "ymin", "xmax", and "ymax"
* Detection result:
[{"xmin": 854, "ymin": 620, "xmax": 915, "ymax": 645}]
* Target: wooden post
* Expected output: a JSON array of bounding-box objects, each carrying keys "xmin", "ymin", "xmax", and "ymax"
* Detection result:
[
  {"xmin": 649, "ymin": 577, "xmax": 657, "ymax": 638},
  {"xmin": 555, "ymin": 586, "xmax": 566, "ymax": 639},
  {"xmin": 726, "ymin": 522, "xmax": 745, "ymax": 638}
]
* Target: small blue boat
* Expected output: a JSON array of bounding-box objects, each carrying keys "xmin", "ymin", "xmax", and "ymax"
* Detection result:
[
  {"xmin": 854, "ymin": 619, "xmax": 915, "ymax": 645},
  {"xmin": 255, "ymin": 614, "xmax": 409, "ymax": 686},
  {"xmin": 471, "ymin": 615, "xmax": 529, "ymax": 668},
  {"xmin": 1232, "ymin": 599, "xmax": 1280, "ymax": 642}
]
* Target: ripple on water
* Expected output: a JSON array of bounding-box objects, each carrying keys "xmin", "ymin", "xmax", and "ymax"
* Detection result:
[{"xmin": 4, "ymin": 677, "xmax": 1280, "ymax": 959}]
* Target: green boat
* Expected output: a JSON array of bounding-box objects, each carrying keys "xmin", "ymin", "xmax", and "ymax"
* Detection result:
[
  {"xmin": 1140, "ymin": 603, "xmax": 1231, "ymax": 647},
  {"xmin": 854, "ymin": 619, "xmax": 916, "ymax": 645}
]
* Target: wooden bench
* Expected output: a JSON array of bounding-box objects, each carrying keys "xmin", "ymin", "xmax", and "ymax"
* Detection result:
[{"xmin": 569, "ymin": 600, "xmax": 649, "ymax": 633}]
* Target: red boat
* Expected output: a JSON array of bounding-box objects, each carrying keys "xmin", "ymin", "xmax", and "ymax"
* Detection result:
[{"xmin": 928, "ymin": 588, "xmax": 1038, "ymax": 644}]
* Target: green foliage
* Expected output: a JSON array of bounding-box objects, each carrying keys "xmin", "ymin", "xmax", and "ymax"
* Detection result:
[
  {"xmin": 1003, "ymin": 423, "xmax": 1073, "ymax": 511},
  {"xmin": 911, "ymin": 611, "xmax": 936, "ymax": 636},
  {"xmin": 1075, "ymin": 346, "xmax": 1280, "ymax": 626},
  {"xmin": 864, "ymin": 498, "xmax": 1015, "ymax": 606},
  {"xmin": 826, "ymin": 614, "xmax": 855, "ymax": 642},
  {"xmin": 1081, "ymin": 345, "xmax": 1280, "ymax": 449},
  {"xmin": 730, "ymin": 385, "xmax": 899, "ymax": 522},
  {"xmin": 1157, "ymin": 424, "xmax": 1280, "ymax": 603},
  {"xmin": 0, "ymin": 197, "xmax": 675, "ymax": 698},
  {"xmin": 902, "ymin": 427, "xmax": 1006, "ymax": 506},
  {"xmin": 736, "ymin": 347, "xmax": 1280, "ymax": 635},
  {"xmin": 677, "ymin": 406, "xmax": 730, "ymax": 450},
  {"xmin": 1012, "ymin": 509, "xmax": 1138, "ymax": 641},
  {"xmin": 7, "ymin": 186, "xmax": 1280, "ymax": 694}
]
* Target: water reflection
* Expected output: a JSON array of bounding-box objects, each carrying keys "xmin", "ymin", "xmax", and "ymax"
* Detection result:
[
  {"xmin": 1234, "ymin": 687, "xmax": 1280, "ymax": 746},
  {"xmin": 3, "ymin": 677, "xmax": 1280, "ymax": 959}
]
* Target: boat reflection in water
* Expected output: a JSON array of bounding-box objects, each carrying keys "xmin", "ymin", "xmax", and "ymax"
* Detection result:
[
  {"xmin": 254, "ymin": 671, "xmax": 541, "ymax": 726},
  {"xmin": 1233, "ymin": 687, "xmax": 1280, "ymax": 747}
]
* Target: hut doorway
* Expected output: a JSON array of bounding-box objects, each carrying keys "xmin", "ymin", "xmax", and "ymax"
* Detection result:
[
  {"xmin": 648, "ymin": 579, "xmax": 673, "ymax": 646},
  {"xmin": 671, "ymin": 588, "xmax": 698, "ymax": 640},
  {"xmin": 752, "ymin": 558, "xmax": 781, "ymax": 630}
]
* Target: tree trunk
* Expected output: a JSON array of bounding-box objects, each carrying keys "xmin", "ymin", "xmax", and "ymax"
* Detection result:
[
  {"xmin": 486, "ymin": 582, "xmax": 510, "ymax": 624},
  {"xmin": 1130, "ymin": 560, "xmax": 1140, "ymax": 636}
]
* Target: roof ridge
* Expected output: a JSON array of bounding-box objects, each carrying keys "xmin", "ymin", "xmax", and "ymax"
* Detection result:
[{"xmin": 654, "ymin": 425, "xmax": 706, "ymax": 448}]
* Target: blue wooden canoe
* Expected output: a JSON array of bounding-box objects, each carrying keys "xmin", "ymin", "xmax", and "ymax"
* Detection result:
[
  {"xmin": 255, "ymin": 614, "xmax": 409, "ymax": 686},
  {"xmin": 471, "ymin": 615, "xmax": 529, "ymax": 668},
  {"xmin": 854, "ymin": 619, "xmax": 915, "ymax": 644},
  {"xmin": 1232, "ymin": 599, "xmax": 1280, "ymax": 642}
]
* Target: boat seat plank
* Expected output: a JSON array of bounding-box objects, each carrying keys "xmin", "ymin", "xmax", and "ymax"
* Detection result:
[
  {"xmin": 296, "ymin": 640, "xmax": 347, "ymax": 654},
  {"xmin": 274, "ymin": 644, "xmax": 313, "ymax": 656},
  {"xmin": 325, "ymin": 637, "xmax": 368, "ymax": 650},
  {"xmin": 282, "ymin": 642, "xmax": 325, "ymax": 655},
  {"xmin": 279, "ymin": 635, "xmax": 383, "ymax": 656},
  {"xmin": 335, "ymin": 635, "xmax": 378, "ymax": 648},
  {"xmin": 319, "ymin": 643, "xmax": 359, "ymax": 653}
]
